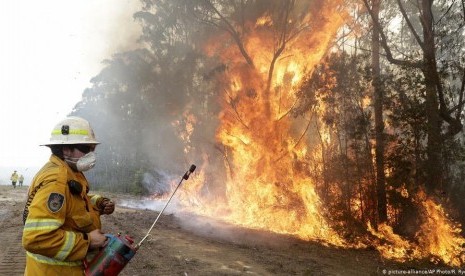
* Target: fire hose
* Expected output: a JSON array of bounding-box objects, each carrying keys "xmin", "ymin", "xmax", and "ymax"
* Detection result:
[{"xmin": 84, "ymin": 164, "xmax": 197, "ymax": 276}]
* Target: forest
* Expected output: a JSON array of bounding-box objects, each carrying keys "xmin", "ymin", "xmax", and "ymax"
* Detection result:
[{"xmin": 70, "ymin": 0, "xmax": 465, "ymax": 267}]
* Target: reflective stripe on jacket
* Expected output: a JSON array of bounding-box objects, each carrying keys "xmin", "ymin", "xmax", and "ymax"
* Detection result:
[{"xmin": 22, "ymin": 154, "xmax": 102, "ymax": 275}]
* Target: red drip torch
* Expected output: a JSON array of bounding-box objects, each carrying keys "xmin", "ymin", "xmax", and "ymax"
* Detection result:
[{"xmin": 84, "ymin": 164, "xmax": 197, "ymax": 276}]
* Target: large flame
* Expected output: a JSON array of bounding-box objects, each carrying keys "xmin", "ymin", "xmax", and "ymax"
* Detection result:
[
  {"xmin": 368, "ymin": 189, "xmax": 465, "ymax": 266},
  {"xmin": 169, "ymin": 0, "xmax": 465, "ymax": 267},
  {"xmin": 189, "ymin": 1, "xmax": 348, "ymax": 246}
]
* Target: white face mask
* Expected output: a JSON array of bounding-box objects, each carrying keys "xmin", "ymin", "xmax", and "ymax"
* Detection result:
[{"xmin": 65, "ymin": 152, "xmax": 96, "ymax": 172}]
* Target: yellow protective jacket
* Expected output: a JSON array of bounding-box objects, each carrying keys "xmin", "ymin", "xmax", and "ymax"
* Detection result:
[
  {"xmin": 11, "ymin": 172, "xmax": 19, "ymax": 182},
  {"xmin": 22, "ymin": 155, "xmax": 106, "ymax": 276}
]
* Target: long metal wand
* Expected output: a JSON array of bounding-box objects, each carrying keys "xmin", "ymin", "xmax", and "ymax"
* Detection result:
[{"xmin": 136, "ymin": 164, "xmax": 196, "ymax": 248}]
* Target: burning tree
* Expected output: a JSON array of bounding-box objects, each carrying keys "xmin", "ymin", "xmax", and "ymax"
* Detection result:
[
  {"xmin": 73, "ymin": 0, "xmax": 465, "ymax": 267},
  {"xmin": 177, "ymin": 0, "xmax": 349, "ymax": 244},
  {"xmin": 179, "ymin": 0, "xmax": 465, "ymax": 265}
]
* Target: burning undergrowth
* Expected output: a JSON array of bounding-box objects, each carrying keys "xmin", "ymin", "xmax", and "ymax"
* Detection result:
[
  {"xmin": 367, "ymin": 189, "xmax": 465, "ymax": 266},
  {"xmin": 135, "ymin": 0, "xmax": 465, "ymax": 267},
  {"xmin": 133, "ymin": 171, "xmax": 465, "ymax": 267}
]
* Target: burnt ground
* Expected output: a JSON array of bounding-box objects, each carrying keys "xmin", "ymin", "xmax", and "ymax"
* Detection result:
[{"xmin": 0, "ymin": 185, "xmax": 456, "ymax": 276}]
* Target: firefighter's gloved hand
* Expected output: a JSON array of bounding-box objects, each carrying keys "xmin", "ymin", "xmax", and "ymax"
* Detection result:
[
  {"xmin": 88, "ymin": 229, "xmax": 107, "ymax": 249},
  {"xmin": 100, "ymin": 199, "xmax": 115, "ymax": 215}
]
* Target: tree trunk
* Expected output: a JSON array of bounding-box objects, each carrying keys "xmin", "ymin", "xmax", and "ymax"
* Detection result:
[
  {"xmin": 371, "ymin": 0, "xmax": 388, "ymax": 223},
  {"xmin": 363, "ymin": 0, "xmax": 455, "ymax": 193},
  {"xmin": 421, "ymin": 0, "xmax": 443, "ymax": 192}
]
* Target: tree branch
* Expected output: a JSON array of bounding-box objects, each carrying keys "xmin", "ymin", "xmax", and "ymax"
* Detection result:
[
  {"xmin": 214, "ymin": 144, "xmax": 234, "ymax": 179},
  {"xmin": 453, "ymin": 67, "xmax": 465, "ymax": 121},
  {"xmin": 274, "ymin": 111, "xmax": 314, "ymax": 163},
  {"xmin": 204, "ymin": 0, "xmax": 255, "ymax": 67},
  {"xmin": 362, "ymin": 0, "xmax": 423, "ymax": 68},
  {"xmin": 396, "ymin": 0, "xmax": 425, "ymax": 51},
  {"xmin": 276, "ymin": 98, "xmax": 298, "ymax": 121},
  {"xmin": 224, "ymin": 89, "xmax": 250, "ymax": 130},
  {"xmin": 267, "ymin": 0, "xmax": 294, "ymax": 92}
]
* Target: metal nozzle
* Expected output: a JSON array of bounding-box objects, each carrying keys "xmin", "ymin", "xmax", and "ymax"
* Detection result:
[{"xmin": 183, "ymin": 164, "xmax": 197, "ymax": 180}]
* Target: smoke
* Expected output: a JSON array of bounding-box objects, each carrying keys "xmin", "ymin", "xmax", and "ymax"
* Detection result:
[
  {"xmin": 118, "ymin": 197, "xmax": 294, "ymax": 248},
  {"xmin": 79, "ymin": 0, "xmax": 143, "ymax": 75},
  {"xmin": 178, "ymin": 210, "xmax": 302, "ymax": 248},
  {"xmin": 118, "ymin": 198, "xmax": 175, "ymax": 213},
  {"xmin": 141, "ymin": 170, "xmax": 171, "ymax": 195}
]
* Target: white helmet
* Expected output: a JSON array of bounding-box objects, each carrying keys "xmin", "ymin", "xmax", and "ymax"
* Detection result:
[{"xmin": 42, "ymin": 116, "xmax": 100, "ymax": 146}]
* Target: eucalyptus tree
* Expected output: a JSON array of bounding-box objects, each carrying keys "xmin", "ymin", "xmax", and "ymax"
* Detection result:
[
  {"xmin": 367, "ymin": 0, "xmax": 388, "ymax": 224},
  {"xmin": 362, "ymin": 0, "xmax": 465, "ymax": 193}
]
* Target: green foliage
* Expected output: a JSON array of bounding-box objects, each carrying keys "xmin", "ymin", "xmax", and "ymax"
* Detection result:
[{"xmin": 130, "ymin": 168, "xmax": 147, "ymax": 196}]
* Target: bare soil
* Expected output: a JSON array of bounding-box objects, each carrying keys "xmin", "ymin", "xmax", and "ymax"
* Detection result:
[{"xmin": 0, "ymin": 185, "xmax": 452, "ymax": 276}]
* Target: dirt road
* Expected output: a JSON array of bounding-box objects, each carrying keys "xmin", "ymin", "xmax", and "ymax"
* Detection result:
[
  {"xmin": 0, "ymin": 186, "xmax": 27, "ymax": 275},
  {"xmin": 0, "ymin": 185, "xmax": 445, "ymax": 275}
]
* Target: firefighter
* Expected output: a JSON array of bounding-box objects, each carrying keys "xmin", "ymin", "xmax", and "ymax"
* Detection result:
[
  {"xmin": 10, "ymin": 170, "xmax": 19, "ymax": 188},
  {"xmin": 22, "ymin": 116, "xmax": 115, "ymax": 275},
  {"xmin": 18, "ymin": 174, "xmax": 24, "ymax": 187}
]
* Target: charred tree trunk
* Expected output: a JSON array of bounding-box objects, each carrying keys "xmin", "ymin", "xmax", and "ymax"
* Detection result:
[
  {"xmin": 315, "ymin": 119, "xmax": 330, "ymax": 202},
  {"xmin": 265, "ymin": 0, "xmax": 294, "ymax": 119},
  {"xmin": 371, "ymin": 0, "xmax": 387, "ymax": 224},
  {"xmin": 420, "ymin": 0, "xmax": 443, "ymax": 192}
]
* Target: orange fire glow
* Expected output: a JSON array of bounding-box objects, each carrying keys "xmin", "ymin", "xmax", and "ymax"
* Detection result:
[
  {"xmin": 189, "ymin": 0, "xmax": 348, "ymax": 246},
  {"xmin": 171, "ymin": 0, "xmax": 465, "ymax": 267},
  {"xmin": 368, "ymin": 189, "xmax": 465, "ymax": 266}
]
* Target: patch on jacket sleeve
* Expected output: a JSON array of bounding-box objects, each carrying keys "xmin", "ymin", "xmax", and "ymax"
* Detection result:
[{"xmin": 47, "ymin": 193, "xmax": 65, "ymax": 213}]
